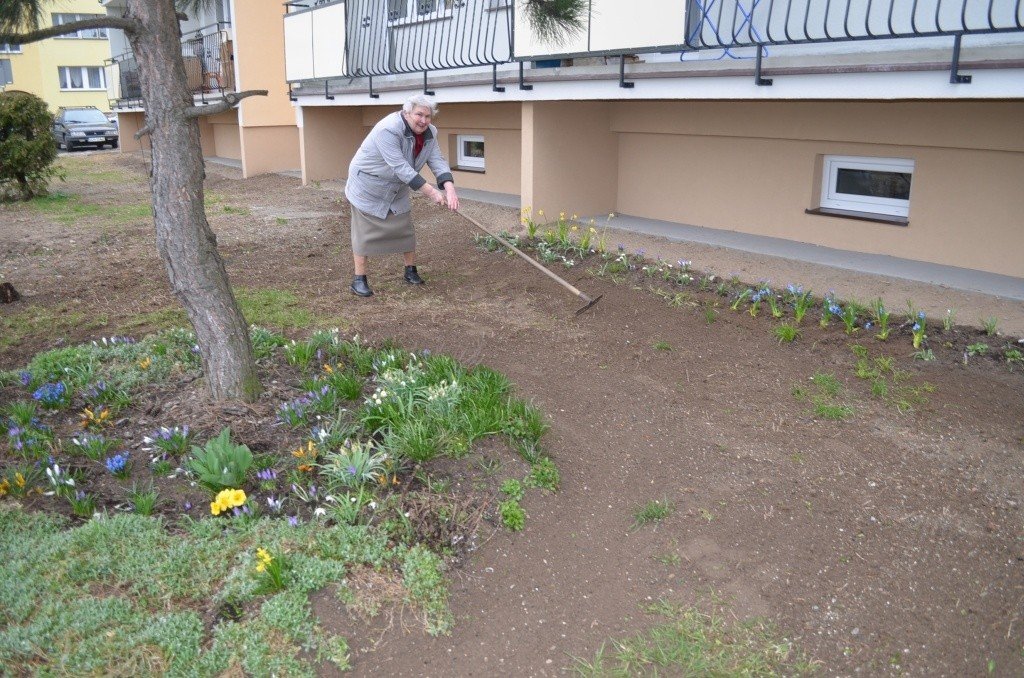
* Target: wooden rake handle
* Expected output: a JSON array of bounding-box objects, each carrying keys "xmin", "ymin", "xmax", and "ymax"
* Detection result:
[{"xmin": 455, "ymin": 210, "xmax": 601, "ymax": 314}]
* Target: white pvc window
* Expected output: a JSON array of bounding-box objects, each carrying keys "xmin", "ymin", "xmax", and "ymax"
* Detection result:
[
  {"xmin": 820, "ymin": 155, "xmax": 913, "ymax": 218},
  {"xmin": 58, "ymin": 66, "xmax": 105, "ymax": 90},
  {"xmin": 0, "ymin": 59, "xmax": 12, "ymax": 85},
  {"xmin": 53, "ymin": 14, "xmax": 108, "ymax": 39},
  {"xmin": 457, "ymin": 134, "xmax": 485, "ymax": 170},
  {"xmin": 0, "ymin": 43, "xmax": 22, "ymax": 53}
]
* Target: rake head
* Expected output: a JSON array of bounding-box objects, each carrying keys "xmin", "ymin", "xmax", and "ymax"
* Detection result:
[{"xmin": 574, "ymin": 294, "xmax": 603, "ymax": 317}]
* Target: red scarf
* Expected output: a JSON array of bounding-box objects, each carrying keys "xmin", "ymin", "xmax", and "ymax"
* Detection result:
[{"xmin": 413, "ymin": 133, "xmax": 425, "ymax": 159}]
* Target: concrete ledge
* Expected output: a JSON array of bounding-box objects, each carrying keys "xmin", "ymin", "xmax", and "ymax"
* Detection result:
[
  {"xmin": 458, "ymin": 188, "xmax": 520, "ymax": 209},
  {"xmin": 205, "ymin": 156, "xmax": 242, "ymax": 169},
  {"xmin": 599, "ymin": 213, "xmax": 1024, "ymax": 301}
]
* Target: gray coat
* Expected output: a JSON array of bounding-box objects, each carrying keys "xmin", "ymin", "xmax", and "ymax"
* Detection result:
[{"xmin": 345, "ymin": 111, "xmax": 454, "ymax": 219}]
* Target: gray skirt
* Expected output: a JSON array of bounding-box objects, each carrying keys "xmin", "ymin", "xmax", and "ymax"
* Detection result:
[{"xmin": 350, "ymin": 206, "xmax": 415, "ymax": 256}]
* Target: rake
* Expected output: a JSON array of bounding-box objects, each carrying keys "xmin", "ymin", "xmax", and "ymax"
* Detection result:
[{"xmin": 456, "ymin": 210, "xmax": 602, "ymax": 316}]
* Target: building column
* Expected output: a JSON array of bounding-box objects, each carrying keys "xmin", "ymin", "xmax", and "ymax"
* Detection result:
[
  {"xmin": 298, "ymin": 105, "xmax": 366, "ymax": 185},
  {"xmin": 521, "ymin": 101, "xmax": 618, "ymax": 218}
]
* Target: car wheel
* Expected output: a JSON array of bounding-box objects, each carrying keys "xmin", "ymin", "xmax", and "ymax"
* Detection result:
[
  {"xmin": 66, "ymin": 140, "xmax": 75, "ymax": 152},
  {"xmin": 111, "ymin": 140, "xmax": 119, "ymax": 149}
]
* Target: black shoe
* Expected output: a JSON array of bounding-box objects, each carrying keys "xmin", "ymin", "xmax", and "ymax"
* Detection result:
[
  {"xmin": 404, "ymin": 265, "xmax": 425, "ymax": 285},
  {"xmin": 350, "ymin": 275, "xmax": 373, "ymax": 297}
]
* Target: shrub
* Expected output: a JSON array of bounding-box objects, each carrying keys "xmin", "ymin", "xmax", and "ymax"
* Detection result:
[{"xmin": 0, "ymin": 91, "xmax": 61, "ymax": 201}]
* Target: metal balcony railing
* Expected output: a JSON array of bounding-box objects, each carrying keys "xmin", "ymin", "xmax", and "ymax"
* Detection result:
[
  {"xmin": 284, "ymin": 0, "xmax": 511, "ymax": 83},
  {"xmin": 283, "ymin": 0, "xmax": 1023, "ymax": 95},
  {"xmin": 107, "ymin": 22, "xmax": 235, "ymax": 108},
  {"xmin": 684, "ymin": 0, "xmax": 1024, "ymax": 50},
  {"xmin": 347, "ymin": 0, "xmax": 511, "ymax": 76}
]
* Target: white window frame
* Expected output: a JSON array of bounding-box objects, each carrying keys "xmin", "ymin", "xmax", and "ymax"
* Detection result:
[
  {"xmin": 0, "ymin": 59, "xmax": 12, "ymax": 86},
  {"xmin": 456, "ymin": 134, "xmax": 485, "ymax": 170},
  {"xmin": 52, "ymin": 14, "xmax": 108, "ymax": 39},
  {"xmin": 820, "ymin": 155, "xmax": 913, "ymax": 218},
  {"xmin": 0, "ymin": 43, "xmax": 22, "ymax": 54},
  {"xmin": 58, "ymin": 66, "xmax": 106, "ymax": 91}
]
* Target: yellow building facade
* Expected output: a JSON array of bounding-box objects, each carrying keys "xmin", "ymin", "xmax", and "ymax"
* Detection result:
[{"xmin": 1, "ymin": 0, "xmax": 112, "ymax": 113}]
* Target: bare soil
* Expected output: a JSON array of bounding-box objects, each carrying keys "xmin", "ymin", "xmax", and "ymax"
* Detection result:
[{"xmin": 2, "ymin": 152, "xmax": 1022, "ymax": 676}]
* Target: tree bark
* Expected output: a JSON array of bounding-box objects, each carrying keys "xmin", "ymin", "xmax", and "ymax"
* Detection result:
[{"xmin": 124, "ymin": 0, "xmax": 260, "ymax": 401}]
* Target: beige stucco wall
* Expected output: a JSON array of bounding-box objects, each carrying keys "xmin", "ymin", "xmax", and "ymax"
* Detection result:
[
  {"xmin": 239, "ymin": 125, "xmax": 301, "ymax": 177},
  {"xmin": 298, "ymin": 106, "xmax": 365, "ymax": 184},
  {"xmin": 229, "ymin": 1, "xmax": 298, "ymax": 176},
  {"xmin": 233, "ymin": 2, "xmax": 295, "ymax": 129},
  {"xmin": 612, "ymin": 101, "xmax": 1024, "ymax": 278},
  {"xmin": 431, "ymin": 103, "xmax": 521, "ymax": 194},
  {"xmin": 521, "ymin": 101, "xmax": 618, "ymax": 218},
  {"xmin": 115, "ymin": 111, "xmax": 146, "ymax": 153},
  {"xmin": 297, "ymin": 103, "xmax": 520, "ymax": 192},
  {"xmin": 212, "ymin": 121, "xmax": 241, "ymax": 160},
  {"xmin": 197, "ymin": 115, "xmax": 217, "ymax": 157}
]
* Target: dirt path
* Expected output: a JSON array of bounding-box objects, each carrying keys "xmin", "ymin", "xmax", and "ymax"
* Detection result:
[{"xmin": 2, "ymin": 154, "xmax": 1022, "ymax": 676}]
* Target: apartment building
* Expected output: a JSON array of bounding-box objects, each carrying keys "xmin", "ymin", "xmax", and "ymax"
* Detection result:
[
  {"xmin": 281, "ymin": 0, "xmax": 1024, "ymax": 281},
  {"xmin": 103, "ymin": 0, "xmax": 299, "ymax": 177},
  {"xmin": 1, "ymin": 0, "xmax": 111, "ymax": 113}
]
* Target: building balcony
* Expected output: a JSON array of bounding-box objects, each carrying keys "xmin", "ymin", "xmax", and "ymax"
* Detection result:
[
  {"xmin": 107, "ymin": 22, "xmax": 235, "ymax": 109},
  {"xmin": 282, "ymin": 0, "xmax": 1024, "ymax": 98}
]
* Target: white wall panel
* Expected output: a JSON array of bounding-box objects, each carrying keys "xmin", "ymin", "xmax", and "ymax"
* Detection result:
[
  {"xmin": 312, "ymin": 3, "xmax": 348, "ymax": 78},
  {"xmin": 284, "ymin": 12, "xmax": 314, "ymax": 82},
  {"xmin": 513, "ymin": 0, "xmax": 588, "ymax": 58},
  {"xmin": 590, "ymin": 0, "xmax": 687, "ymax": 52}
]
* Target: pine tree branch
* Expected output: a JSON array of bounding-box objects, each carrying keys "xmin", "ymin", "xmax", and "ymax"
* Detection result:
[
  {"xmin": 184, "ymin": 90, "xmax": 269, "ymax": 119},
  {"xmin": 0, "ymin": 17, "xmax": 142, "ymax": 45}
]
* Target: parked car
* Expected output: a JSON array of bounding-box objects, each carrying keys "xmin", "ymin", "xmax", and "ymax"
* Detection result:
[{"xmin": 52, "ymin": 106, "xmax": 119, "ymax": 151}]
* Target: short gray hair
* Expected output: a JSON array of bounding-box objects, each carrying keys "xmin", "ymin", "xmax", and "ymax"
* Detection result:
[{"xmin": 403, "ymin": 94, "xmax": 438, "ymax": 116}]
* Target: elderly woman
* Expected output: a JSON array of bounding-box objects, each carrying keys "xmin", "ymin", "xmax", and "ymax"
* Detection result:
[{"xmin": 344, "ymin": 94, "xmax": 460, "ymax": 297}]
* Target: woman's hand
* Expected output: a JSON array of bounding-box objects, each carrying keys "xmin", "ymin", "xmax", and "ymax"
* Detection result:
[
  {"xmin": 419, "ymin": 183, "xmax": 446, "ymax": 206},
  {"xmin": 444, "ymin": 184, "xmax": 459, "ymax": 211}
]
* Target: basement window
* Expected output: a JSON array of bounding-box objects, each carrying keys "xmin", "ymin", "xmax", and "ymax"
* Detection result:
[
  {"xmin": 819, "ymin": 155, "xmax": 913, "ymax": 219},
  {"xmin": 456, "ymin": 134, "xmax": 485, "ymax": 171}
]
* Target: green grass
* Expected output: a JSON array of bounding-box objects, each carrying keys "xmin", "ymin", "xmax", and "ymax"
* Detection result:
[
  {"xmin": 120, "ymin": 306, "xmax": 190, "ymax": 332},
  {"xmin": 772, "ymin": 322, "xmax": 801, "ymax": 344},
  {"xmin": 56, "ymin": 157, "xmax": 138, "ymax": 184},
  {"xmin": 236, "ymin": 288, "xmax": 314, "ymax": 329},
  {"xmin": 0, "ymin": 506, "xmax": 440, "ymax": 673},
  {"xmin": 205, "ymin": 191, "xmax": 250, "ymax": 216},
  {"xmin": 574, "ymin": 599, "xmax": 815, "ymax": 676},
  {"xmin": 653, "ymin": 341, "xmax": 672, "ymax": 351},
  {"xmin": 29, "ymin": 191, "xmax": 152, "ymax": 225},
  {"xmin": 850, "ymin": 346, "xmax": 935, "ymax": 413},
  {"xmin": 631, "ymin": 498, "xmax": 674, "ymax": 529},
  {"xmin": 0, "ymin": 304, "xmax": 108, "ymax": 350},
  {"xmin": 793, "ymin": 372, "xmax": 854, "ymax": 421},
  {"xmin": 118, "ymin": 288, "xmax": 316, "ymax": 334}
]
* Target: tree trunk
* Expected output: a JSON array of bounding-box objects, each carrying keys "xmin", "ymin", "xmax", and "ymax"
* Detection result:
[{"xmin": 125, "ymin": 0, "xmax": 260, "ymax": 401}]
